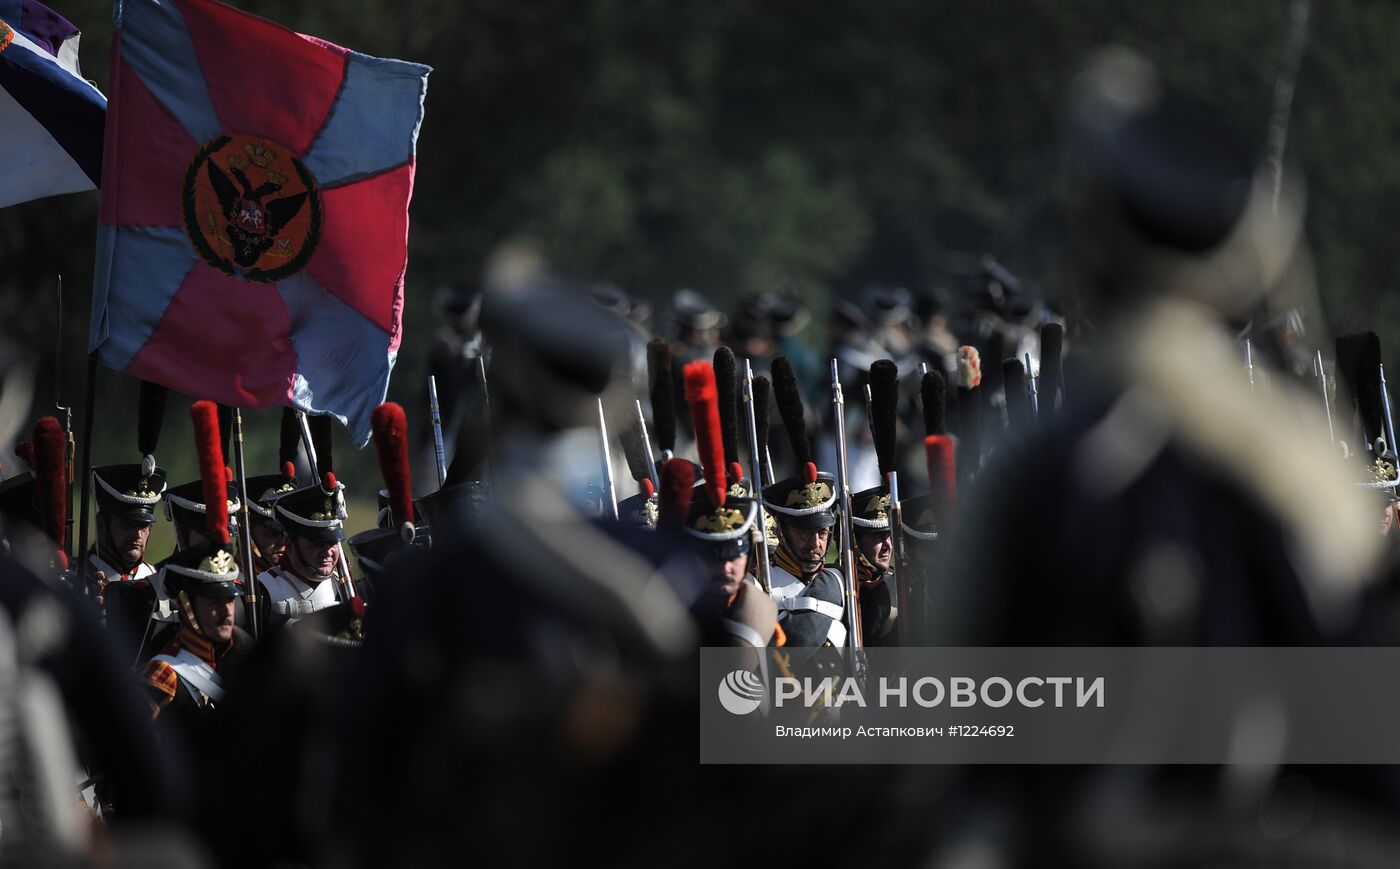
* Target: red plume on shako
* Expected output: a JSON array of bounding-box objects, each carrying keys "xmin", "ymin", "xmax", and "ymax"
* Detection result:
[
  {"xmin": 370, "ymin": 402, "xmax": 414, "ymax": 530},
  {"xmin": 657, "ymin": 458, "xmax": 694, "ymax": 532},
  {"xmin": 684, "ymin": 361, "xmax": 727, "ymax": 511},
  {"xmin": 189, "ymin": 401, "xmax": 231, "ymax": 546}
]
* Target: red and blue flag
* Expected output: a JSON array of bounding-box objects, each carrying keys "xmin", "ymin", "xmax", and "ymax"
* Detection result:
[
  {"xmin": 89, "ymin": 0, "xmax": 429, "ymax": 444},
  {"xmin": 0, "ymin": 0, "xmax": 106, "ymax": 207}
]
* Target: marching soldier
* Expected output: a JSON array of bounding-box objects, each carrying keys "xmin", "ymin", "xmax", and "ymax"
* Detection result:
[
  {"xmin": 678, "ymin": 359, "xmax": 780, "ymax": 648},
  {"xmin": 764, "ymin": 356, "xmax": 849, "ymax": 647},
  {"xmin": 242, "ymin": 471, "xmax": 294, "ymax": 576},
  {"xmin": 237, "ymin": 407, "xmax": 303, "ymax": 576},
  {"xmin": 138, "ymin": 540, "xmax": 251, "ymax": 733},
  {"xmin": 88, "ymin": 462, "xmax": 167, "ymax": 658},
  {"xmin": 761, "ymin": 468, "xmax": 845, "ymax": 651},
  {"xmin": 137, "ymin": 402, "xmax": 267, "ymax": 657},
  {"xmin": 848, "ymin": 358, "xmax": 906, "ymax": 645},
  {"xmin": 139, "ymin": 401, "xmax": 252, "ymax": 757},
  {"xmin": 88, "ymin": 463, "xmax": 165, "ymax": 588},
  {"xmin": 256, "ymin": 479, "xmax": 346, "ymax": 629},
  {"xmin": 849, "ymin": 485, "xmax": 898, "ymax": 645},
  {"xmin": 686, "ymin": 487, "xmax": 778, "ymax": 649}
]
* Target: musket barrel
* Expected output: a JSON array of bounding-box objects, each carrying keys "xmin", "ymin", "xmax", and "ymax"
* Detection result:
[
  {"xmin": 1025, "ymin": 352, "xmax": 1039, "ymax": 418},
  {"xmin": 475, "ymin": 357, "xmax": 498, "ymax": 489},
  {"xmin": 1316, "ymin": 350, "xmax": 1335, "ymax": 443},
  {"xmin": 635, "ymin": 399, "xmax": 660, "ymax": 491},
  {"xmin": 830, "ymin": 359, "xmax": 863, "ymax": 650},
  {"xmin": 597, "ymin": 398, "xmax": 619, "ymax": 521},
  {"xmin": 231, "ymin": 409, "xmax": 259, "ymax": 639},
  {"xmin": 1382, "ymin": 364, "xmax": 1398, "ymax": 454},
  {"xmin": 428, "ymin": 375, "xmax": 447, "ymax": 488},
  {"xmin": 889, "ymin": 470, "xmax": 911, "ymax": 646}
]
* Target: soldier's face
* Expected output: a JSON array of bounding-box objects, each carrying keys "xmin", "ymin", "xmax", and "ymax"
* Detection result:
[
  {"xmin": 178, "ymin": 525, "xmax": 210, "ymax": 551},
  {"xmin": 786, "ymin": 525, "xmax": 831, "ymax": 571},
  {"xmin": 856, "ymin": 530, "xmax": 892, "ymax": 571},
  {"xmin": 101, "ymin": 514, "xmax": 151, "ymax": 567},
  {"xmin": 708, "ymin": 553, "xmax": 749, "ymax": 598},
  {"xmin": 195, "ymin": 595, "xmax": 236, "ymax": 644},
  {"xmin": 251, "ymin": 523, "xmax": 286, "ymax": 565},
  {"xmin": 293, "ymin": 536, "xmax": 339, "ymax": 578}
]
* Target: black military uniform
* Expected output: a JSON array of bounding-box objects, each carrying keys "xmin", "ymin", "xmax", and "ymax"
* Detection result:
[
  {"xmin": 139, "ymin": 542, "xmax": 251, "ymax": 738},
  {"xmin": 849, "ymin": 484, "xmax": 898, "ymax": 645},
  {"xmin": 937, "ymin": 51, "xmax": 1400, "ymax": 868},
  {"xmin": 149, "ymin": 476, "xmax": 249, "ymax": 652},
  {"xmin": 87, "ymin": 463, "xmax": 167, "ymax": 660}
]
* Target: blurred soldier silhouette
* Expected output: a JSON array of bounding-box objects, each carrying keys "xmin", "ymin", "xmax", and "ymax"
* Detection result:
[{"xmin": 938, "ymin": 47, "xmax": 1400, "ymax": 868}]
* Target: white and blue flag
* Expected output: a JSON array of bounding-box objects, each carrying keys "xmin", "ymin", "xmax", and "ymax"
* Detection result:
[{"xmin": 0, "ymin": 0, "xmax": 105, "ymax": 208}]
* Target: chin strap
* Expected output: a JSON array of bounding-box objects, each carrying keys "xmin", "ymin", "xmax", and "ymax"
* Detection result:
[{"xmin": 176, "ymin": 590, "xmax": 202, "ymax": 636}]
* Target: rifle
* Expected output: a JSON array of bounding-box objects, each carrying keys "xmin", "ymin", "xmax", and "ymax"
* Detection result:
[
  {"xmin": 230, "ymin": 409, "xmax": 259, "ymax": 639},
  {"xmin": 1315, "ymin": 350, "xmax": 1334, "ymax": 443},
  {"xmin": 634, "ymin": 399, "xmax": 660, "ymax": 492},
  {"xmin": 428, "ymin": 375, "xmax": 447, "ymax": 488},
  {"xmin": 889, "ymin": 469, "xmax": 912, "ymax": 646},
  {"xmin": 830, "ymin": 360, "xmax": 863, "ymax": 650},
  {"xmin": 742, "ymin": 360, "xmax": 773, "ymax": 594},
  {"xmin": 476, "ymin": 356, "xmax": 498, "ymax": 489},
  {"xmin": 596, "ymin": 398, "xmax": 619, "ymax": 521},
  {"xmin": 1382, "ymin": 363, "xmax": 1398, "ymax": 457},
  {"xmin": 1025, "ymin": 352, "xmax": 1039, "ymax": 419}
]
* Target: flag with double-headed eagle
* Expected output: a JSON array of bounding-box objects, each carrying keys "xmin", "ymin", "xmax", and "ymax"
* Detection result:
[
  {"xmin": 89, "ymin": 0, "xmax": 429, "ymax": 444},
  {"xmin": 0, "ymin": 0, "xmax": 106, "ymax": 208}
]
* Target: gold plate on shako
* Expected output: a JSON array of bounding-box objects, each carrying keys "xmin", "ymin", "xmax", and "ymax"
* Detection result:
[
  {"xmin": 182, "ymin": 134, "xmax": 322, "ymax": 282},
  {"xmin": 693, "ymin": 506, "xmax": 747, "ymax": 535},
  {"xmin": 1372, "ymin": 456, "xmax": 1398, "ymax": 485},
  {"xmin": 786, "ymin": 480, "xmax": 833, "ymax": 509},
  {"xmin": 862, "ymin": 493, "xmax": 891, "ymax": 522}
]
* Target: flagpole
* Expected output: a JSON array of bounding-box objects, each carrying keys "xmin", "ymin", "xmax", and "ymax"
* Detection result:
[
  {"xmin": 54, "ymin": 275, "xmax": 74, "ymax": 565},
  {"xmin": 73, "ymin": 354, "xmax": 97, "ymax": 592}
]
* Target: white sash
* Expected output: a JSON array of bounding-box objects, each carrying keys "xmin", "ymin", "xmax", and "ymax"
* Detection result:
[{"xmin": 151, "ymin": 648, "xmax": 225, "ymax": 705}]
